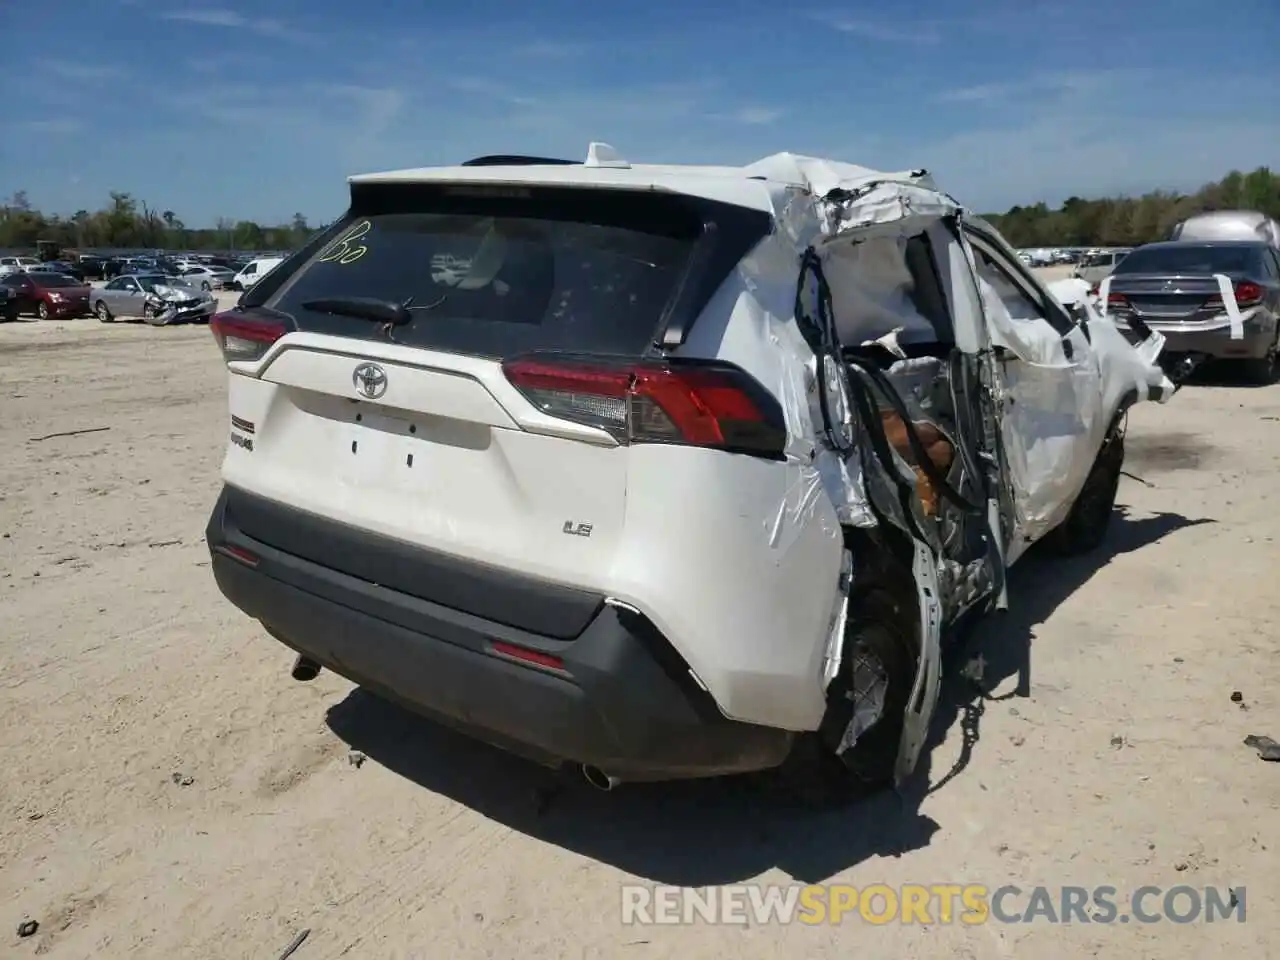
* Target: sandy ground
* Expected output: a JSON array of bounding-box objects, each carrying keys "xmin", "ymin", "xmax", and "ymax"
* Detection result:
[{"xmin": 1, "ymin": 285, "xmax": 1278, "ymax": 959}]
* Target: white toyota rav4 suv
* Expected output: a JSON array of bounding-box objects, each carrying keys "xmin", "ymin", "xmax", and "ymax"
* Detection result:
[{"xmin": 206, "ymin": 145, "xmax": 1173, "ymax": 799}]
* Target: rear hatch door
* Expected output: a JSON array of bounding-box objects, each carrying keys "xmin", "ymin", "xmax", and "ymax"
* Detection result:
[{"xmin": 222, "ymin": 181, "xmax": 763, "ymax": 636}]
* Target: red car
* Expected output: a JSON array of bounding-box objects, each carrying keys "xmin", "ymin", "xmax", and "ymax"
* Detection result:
[{"xmin": 0, "ymin": 271, "xmax": 92, "ymax": 319}]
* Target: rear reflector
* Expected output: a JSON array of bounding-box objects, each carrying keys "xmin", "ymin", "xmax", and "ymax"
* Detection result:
[
  {"xmin": 210, "ymin": 312, "xmax": 288, "ymax": 363},
  {"xmin": 502, "ymin": 355, "xmax": 787, "ymax": 457},
  {"xmin": 214, "ymin": 544, "xmax": 260, "ymax": 567},
  {"xmin": 491, "ymin": 640, "xmax": 566, "ymax": 671}
]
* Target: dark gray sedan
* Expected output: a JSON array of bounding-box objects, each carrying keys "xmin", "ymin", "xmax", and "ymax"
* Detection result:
[{"xmin": 1103, "ymin": 241, "xmax": 1280, "ymax": 383}]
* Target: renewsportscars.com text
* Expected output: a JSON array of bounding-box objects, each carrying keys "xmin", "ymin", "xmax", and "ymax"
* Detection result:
[{"xmin": 621, "ymin": 883, "xmax": 1246, "ymax": 926}]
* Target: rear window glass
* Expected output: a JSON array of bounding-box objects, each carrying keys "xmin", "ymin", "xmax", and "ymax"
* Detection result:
[
  {"xmin": 1115, "ymin": 245, "xmax": 1262, "ymax": 276},
  {"xmin": 269, "ymin": 203, "xmax": 699, "ymax": 358}
]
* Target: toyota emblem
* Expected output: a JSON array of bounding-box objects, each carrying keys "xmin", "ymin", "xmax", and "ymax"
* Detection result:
[{"xmin": 352, "ymin": 362, "xmax": 388, "ymax": 399}]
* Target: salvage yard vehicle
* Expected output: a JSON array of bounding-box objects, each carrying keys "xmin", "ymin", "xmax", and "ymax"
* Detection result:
[
  {"xmin": 1073, "ymin": 248, "xmax": 1131, "ymax": 287},
  {"xmin": 230, "ymin": 256, "xmax": 284, "ymax": 291},
  {"xmin": 0, "ymin": 284, "xmax": 18, "ymax": 322},
  {"xmin": 0, "ymin": 255, "xmax": 40, "ymax": 277},
  {"xmin": 1100, "ymin": 241, "xmax": 1280, "ymax": 383},
  {"xmin": 205, "ymin": 145, "xmax": 1173, "ymax": 799},
  {"xmin": 28, "ymin": 259, "xmax": 86, "ymax": 281},
  {"xmin": 93, "ymin": 273, "xmax": 217, "ymax": 325},
  {"xmin": 0, "ymin": 270, "xmax": 90, "ymax": 319},
  {"xmin": 1170, "ymin": 210, "xmax": 1280, "ymax": 248},
  {"xmin": 177, "ymin": 264, "xmax": 236, "ymax": 290}
]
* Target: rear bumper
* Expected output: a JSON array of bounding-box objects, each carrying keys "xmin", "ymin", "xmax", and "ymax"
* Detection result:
[
  {"xmin": 1118, "ymin": 313, "xmax": 1276, "ymax": 360},
  {"xmin": 205, "ymin": 487, "xmax": 793, "ymax": 780}
]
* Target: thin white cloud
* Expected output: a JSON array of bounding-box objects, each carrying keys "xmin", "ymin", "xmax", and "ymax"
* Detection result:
[
  {"xmin": 937, "ymin": 83, "xmax": 1011, "ymax": 104},
  {"xmin": 514, "ymin": 40, "xmax": 591, "ymax": 59},
  {"xmin": 37, "ymin": 60, "xmax": 126, "ymax": 82},
  {"xmin": 14, "ymin": 118, "xmax": 84, "ymax": 135},
  {"xmin": 720, "ymin": 106, "xmax": 784, "ymax": 125},
  {"xmin": 937, "ymin": 69, "xmax": 1154, "ymax": 105},
  {"xmin": 321, "ymin": 85, "xmax": 406, "ymax": 140},
  {"xmin": 159, "ymin": 8, "xmax": 320, "ymax": 46},
  {"xmin": 810, "ymin": 13, "xmax": 941, "ymax": 44},
  {"xmin": 444, "ymin": 76, "xmax": 540, "ymax": 109}
]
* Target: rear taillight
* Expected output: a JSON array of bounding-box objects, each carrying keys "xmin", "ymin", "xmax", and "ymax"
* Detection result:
[
  {"xmin": 1205, "ymin": 281, "xmax": 1265, "ymax": 310},
  {"xmin": 1233, "ymin": 281, "xmax": 1264, "ymax": 307},
  {"xmin": 502, "ymin": 356, "xmax": 786, "ymax": 457},
  {"xmin": 1106, "ymin": 292, "xmax": 1129, "ymax": 309},
  {"xmin": 210, "ymin": 311, "xmax": 287, "ymax": 363}
]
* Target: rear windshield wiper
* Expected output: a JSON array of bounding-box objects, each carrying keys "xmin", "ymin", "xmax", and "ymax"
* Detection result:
[{"xmin": 300, "ymin": 297, "xmax": 411, "ymax": 326}]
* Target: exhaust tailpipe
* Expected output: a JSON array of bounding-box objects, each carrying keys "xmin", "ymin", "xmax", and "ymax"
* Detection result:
[
  {"xmin": 581, "ymin": 765, "xmax": 619, "ymax": 792},
  {"xmin": 291, "ymin": 655, "xmax": 321, "ymax": 682}
]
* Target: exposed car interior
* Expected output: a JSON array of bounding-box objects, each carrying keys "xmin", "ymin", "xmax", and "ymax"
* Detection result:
[{"xmin": 803, "ymin": 227, "xmax": 998, "ymax": 623}]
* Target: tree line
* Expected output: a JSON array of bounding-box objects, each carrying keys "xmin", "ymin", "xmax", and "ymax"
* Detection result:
[
  {"xmin": 2, "ymin": 165, "xmax": 1278, "ymax": 254},
  {"xmin": 0, "ymin": 191, "xmax": 321, "ymax": 253},
  {"xmin": 983, "ymin": 167, "xmax": 1280, "ymax": 249}
]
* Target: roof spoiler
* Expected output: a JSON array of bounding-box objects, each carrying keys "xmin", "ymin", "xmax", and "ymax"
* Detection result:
[{"xmin": 461, "ymin": 154, "xmax": 580, "ymax": 167}]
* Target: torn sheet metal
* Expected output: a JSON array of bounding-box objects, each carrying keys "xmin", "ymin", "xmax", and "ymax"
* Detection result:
[
  {"xmin": 817, "ymin": 180, "xmax": 963, "ymax": 243},
  {"xmin": 1049, "ymin": 277, "xmax": 1174, "ymax": 404},
  {"xmin": 1212, "ymin": 273, "xmax": 1245, "ymax": 339},
  {"xmin": 837, "ymin": 645, "xmax": 888, "ymax": 756},
  {"xmin": 821, "ymin": 550, "xmax": 854, "ymax": 687},
  {"xmin": 895, "ymin": 538, "xmax": 943, "ymax": 785}
]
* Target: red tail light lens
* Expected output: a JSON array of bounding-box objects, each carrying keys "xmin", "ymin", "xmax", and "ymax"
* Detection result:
[
  {"xmin": 502, "ymin": 356, "xmax": 787, "ymax": 457},
  {"xmin": 210, "ymin": 311, "xmax": 287, "ymax": 363},
  {"xmin": 1233, "ymin": 281, "xmax": 1264, "ymax": 307},
  {"xmin": 1204, "ymin": 281, "xmax": 1264, "ymax": 310},
  {"xmin": 1106, "ymin": 292, "xmax": 1129, "ymax": 309}
]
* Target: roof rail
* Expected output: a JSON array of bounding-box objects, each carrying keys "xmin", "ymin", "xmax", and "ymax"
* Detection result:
[{"xmin": 460, "ymin": 154, "xmax": 580, "ymax": 167}]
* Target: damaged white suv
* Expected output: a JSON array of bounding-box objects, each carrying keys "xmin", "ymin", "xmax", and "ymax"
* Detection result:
[{"xmin": 205, "ymin": 145, "xmax": 1172, "ymax": 798}]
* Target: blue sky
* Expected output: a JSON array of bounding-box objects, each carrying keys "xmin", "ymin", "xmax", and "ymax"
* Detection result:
[{"xmin": 4, "ymin": 0, "xmax": 1278, "ymax": 226}]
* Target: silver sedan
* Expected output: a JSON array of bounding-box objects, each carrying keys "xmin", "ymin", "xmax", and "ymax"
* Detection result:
[
  {"xmin": 92, "ymin": 274, "xmax": 217, "ymax": 325},
  {"xmin": 177, "ymin": 264, "xmax": 237, "ymax": 291}
]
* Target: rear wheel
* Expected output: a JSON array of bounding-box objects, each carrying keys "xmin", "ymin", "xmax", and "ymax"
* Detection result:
[
  {"xmin": 1238, "ymin": 333, "xmax": 1279, "ymax": 385},
  {"xmin": 95, "ymin": 300, "xmax": 112, "ymax": 323},
  {"xmin": 776, "ymin": 587, "xmax": 919, "ymax": 806},
  {"xmin": 1045, "ymin": 422, "xmax": 1124, "ymax": 555}
]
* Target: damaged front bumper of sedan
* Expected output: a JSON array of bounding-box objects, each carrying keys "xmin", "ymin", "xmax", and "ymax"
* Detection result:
[{"xmin": 145, "ymin": 289, "xmax": 218, "ymax": 325}]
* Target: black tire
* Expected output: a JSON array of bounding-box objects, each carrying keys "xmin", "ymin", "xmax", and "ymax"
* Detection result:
[
  {"xmin": 1045, "ymin": 424, "xmax": 1124, "ymax": 555},
  {"xmin": 142, "ymin": 303, "xmax": 167, "ymax": 327},
  {"xmin": 201, "ymin": 281, "xmax": 211, "ymax": 291},
  {"xmin": 775, "ymin": 587, "xmax": 919, "ymax": 806},
  {"xmin": 36, "ymin": 301, "xmax": 49, "ymax": 320},
  {"xmin": 1238, "ymin": 334, "xmax": 1279, "ymax": 385},
  {"xmin": 95, "ymin": 300, "xmax": 112, "ymax": 323}
]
